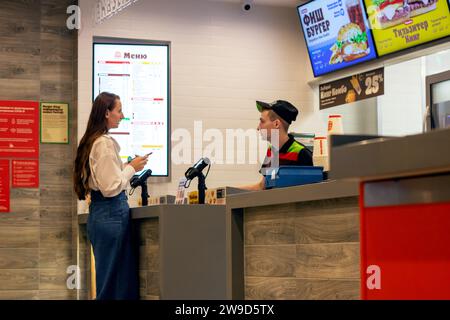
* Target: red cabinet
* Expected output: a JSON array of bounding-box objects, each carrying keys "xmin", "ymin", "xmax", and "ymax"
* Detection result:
[{"xmin": 360, "ymin": 177, "xmax": 450, "ymax": 300}]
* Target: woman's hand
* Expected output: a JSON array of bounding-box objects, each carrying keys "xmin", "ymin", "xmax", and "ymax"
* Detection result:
[{"xmin": 129, "ymin": 154, "xmax": 149, "ymax": 172}]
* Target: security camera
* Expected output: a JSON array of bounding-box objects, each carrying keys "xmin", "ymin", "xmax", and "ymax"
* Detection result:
[{"xmin": 241, "ymin": 0, "xmax": 253, "ymax": 12}]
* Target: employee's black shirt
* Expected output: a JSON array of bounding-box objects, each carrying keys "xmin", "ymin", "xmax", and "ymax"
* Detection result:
[{"xmin": 260, "ymin": 134, "xmax": 313, "ymax": 175}]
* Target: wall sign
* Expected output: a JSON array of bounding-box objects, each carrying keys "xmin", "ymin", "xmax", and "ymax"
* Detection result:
[
  {"xmin": 0, "ymin": 101, "xmax": 39, "ymax": 158},
  {"xmin": 40, "ymin": 102, "xmax": 69, "ymax": 144},
  {"xmin": 319, "ymin": 67, "xmax": 384, "ymax": 109},
  {"xmin": 0, "ymin": 160, "xmax": 10, "ymax": 213},
  {"xmin": 95, "ymin": 0, "xmax": 139, "ymax": 25},
  {"xmin": 12, "ymin": 160, "xmax": 39, "ymax": 188}
]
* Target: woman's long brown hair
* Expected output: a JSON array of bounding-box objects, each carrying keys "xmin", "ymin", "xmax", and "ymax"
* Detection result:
[{"xmin": 73, "ymin": 92, "xmax": 120, "ymax": 200}]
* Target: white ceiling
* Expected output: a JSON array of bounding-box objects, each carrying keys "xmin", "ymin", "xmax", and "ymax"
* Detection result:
[{"xmin": 208, "ymin": 0, "xmax": 307, "ymax": 8}]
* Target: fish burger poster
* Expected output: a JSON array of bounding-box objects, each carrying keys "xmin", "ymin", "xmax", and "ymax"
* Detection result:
[
  {"xmin": 364, "ymin": 0, "xmax": 450, "ymax": 56},
  {"xmin": 298, "ymin": 0, "xmax": 377, "ymax": 77}
]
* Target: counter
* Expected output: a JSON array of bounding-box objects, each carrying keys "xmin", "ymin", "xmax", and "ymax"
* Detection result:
[
  {"xmin": 226, "ymin": 180, "xmax": 360, "ymax": 299},
  {"xmin": 329, "ymin": 128, "xmax": 450, "ymax": 299},
  {"xmin": 330, "ymin": 127, "xmax": 450, "ymax": 181},
  {"xmin": 79, "ymin": 205, "xmax": 227, "ymax": 300},
  {"xmin": 78, "ymin": 180, "xmax": 360, "ymax": 300}
]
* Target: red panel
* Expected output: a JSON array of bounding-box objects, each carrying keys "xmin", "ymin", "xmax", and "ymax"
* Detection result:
[
  {"xmin": 0, "ymin": 160, "xmax": 10, "ymax": 212},
  {"xmin": 360, "ymin": 188, "xmax": 450, "ymax": 299},
  {"xmin": 0, "ymin": 100, "xmax": 39, "ymax": 158},
  {"xmin": 12, "ymin": 159, "xmax": 39, "ymax": 188}
]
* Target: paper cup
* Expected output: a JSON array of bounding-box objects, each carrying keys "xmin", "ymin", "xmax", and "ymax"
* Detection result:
[
  {"xmin": 313, "ymin": 136, "xmax": 328, "ymax": 156},
  {"xmin": 327, "ymin": 114, "xmax": 343, "ymax": 135},
  {"xmin": 313, "ymin": 136, "xmax": 329, "ymax": 171}
]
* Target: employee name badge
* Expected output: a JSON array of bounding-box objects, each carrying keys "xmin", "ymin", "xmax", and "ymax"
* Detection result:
[{"xmin": 175, "ymin": 177, "xmax": 187, "ymax": 204}]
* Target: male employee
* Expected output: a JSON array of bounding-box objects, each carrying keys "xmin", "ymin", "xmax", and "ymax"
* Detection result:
[{"xmin": 240, "ymin": 100, "xmax": 313, "ymax": 191}]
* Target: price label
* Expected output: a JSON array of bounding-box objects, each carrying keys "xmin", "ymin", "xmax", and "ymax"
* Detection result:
[{"xmin": 319, "ymin": 67, "xmax": 384, "ymax": 109}]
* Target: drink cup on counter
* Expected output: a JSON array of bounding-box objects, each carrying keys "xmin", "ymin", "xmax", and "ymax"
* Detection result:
[
  {"xmin": 327, "ymin": 114, "xmax": 344, "ymax": 135},
  {"xmin": 313, "ymin": 136, "xmax": 329, "ymax": 171}
]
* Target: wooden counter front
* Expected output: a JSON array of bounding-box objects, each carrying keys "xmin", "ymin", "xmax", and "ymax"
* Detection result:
[{"xmin": 226, "ymin": 180, "xmax": 360, "ymax": 299}]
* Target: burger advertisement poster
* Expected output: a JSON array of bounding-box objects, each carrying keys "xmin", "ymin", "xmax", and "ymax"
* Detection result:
[
  {"xmin": 298, "ymin": 0, "xmax": 377, "ymax": 77},
  {"xmin": 365, "ymin": 0, "xmax": 450, "ymax": 56}
]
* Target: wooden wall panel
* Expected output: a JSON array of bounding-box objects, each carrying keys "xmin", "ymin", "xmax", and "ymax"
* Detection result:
[
  {"xmin": 295, "ymin": 212, "xmax": 359, "ymax": 244},
  {"xmin": 244, "ymin": 197, "xmax": 360, "ymax": 300},
  {"xmin": 247, "ymin": 277, "xmax": 361, "ymax": 300},
  {"xmin": 295, "ymin": 243, "xmax": 360, "ymax": 279},
  {"xmin": 0, "ymin": 0, "xmax": 77, "ymax": 300},
  {"xmin": 40, "ymin": 226, "xmax": 73, "ymax": 248},
  {"xmin": 245, "ymin": 246, "xmax": 296, "ymax": 277},
  {"xmin": 0, "ymin": 210, "xmax": 40, "ymax": 228},
  {"xmin": 146, "ymin": 271, "xmax": 160, "ymax": 297},
  {"xmin": 146, "ymin": 246, "xmax": 159, "ymax": 272},
  {"xmin": 40, "ymin": 206, "xmax": 72, "ymax": 228},
  {"xmin": 40, "ymin": 247, "xmax": 72, "ymax": 269},
  {"xmin": 39, "ymin": 269, "xmax": 71, "ymax": 290},
  {"xmin": 0, "ymin": 80, "xmax": 40, "ymax": 100},
  {"xmin": 136, "ymin": 219, "xmax": 160, "ymax": 300},
  {"xmin": 38, "ymin": 290, "xmax": 77, "ymax": 300},
  {"xmin": 245, "ymin": 218, "xmax": 296, "ymax": 245},
  {"xmin": 0, "ymin": 227, "xmax": 40, "ymax": 248},
  {"xmin": 0, "ymin": 291, "xmax": 39, "ymax": 300},
  {"xmin": 295, "ymin": 279, "xmax": 360, "ymax": 300},
  {"xmin": 245, "ymin": 277, "xmax": 298, "ymax": 300},
  {"xmin": 0, "ymin": 249, "xmax": 39, "ymax": 269},
  {"xmin": 0, "ymin": 270, "xmax": 39, "ymax": 290}
]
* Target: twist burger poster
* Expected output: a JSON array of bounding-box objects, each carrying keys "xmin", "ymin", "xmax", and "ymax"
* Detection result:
[{"xmin": 298, "ymin": 0, "xmax": 377, "ymax": 77}]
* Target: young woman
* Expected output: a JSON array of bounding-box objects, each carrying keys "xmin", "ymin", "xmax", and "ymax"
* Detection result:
[{"xmin": 74, "ymin": 92, "xmax": 148, "ymax": 299}]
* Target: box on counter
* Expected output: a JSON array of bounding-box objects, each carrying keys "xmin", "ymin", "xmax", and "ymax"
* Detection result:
[
  {"xmin": 159, "ymin": 195, "xmax": 175, "ymax": 204},
  {"xmin": 205, "ymin": 187, "xmax": 227, "ymax": 205},
  {"xmin": 188, "ymin": 187, "xmax": 247, "ymax": 205},
  {"xmin": 146, "ymin": 195, "xmax": 176, "ymax": 205},
  {"xmin": 264, "ymin": 166, "xmax": 324, "ymax": 189},
  {"xmin": 188, "ymin": 190, "xmax": 199, "ymax": 204},
  {"xmin": 148, "ymin": 196, "xmax": 160, "ymax": 205}
]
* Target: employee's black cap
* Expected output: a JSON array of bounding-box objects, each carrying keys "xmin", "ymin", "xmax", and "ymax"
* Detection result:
[{"xmin": 256, "ymin": 100, "xmax": 299, "ymax": 124}]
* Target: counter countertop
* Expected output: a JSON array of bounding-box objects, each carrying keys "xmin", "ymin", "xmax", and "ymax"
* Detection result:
[
  {"xmin": 330, "ymin": 128, "xmax": 450, "ymax": 181},
  {"xmin": 226, "ymin": 180, "xmax": 358, "ymax": 210},
  {"xmin": 78, "ymin": 204, "xmax": 224, "ymax": 225},
  {"xmin": 78, "ymin": 181, "xmax": 358, "ymax": 224}
]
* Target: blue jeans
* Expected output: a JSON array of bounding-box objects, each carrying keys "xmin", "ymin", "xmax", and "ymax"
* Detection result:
[{"xmin": 87, "ymin": 190, "xmax": 139, "ymax": 300}]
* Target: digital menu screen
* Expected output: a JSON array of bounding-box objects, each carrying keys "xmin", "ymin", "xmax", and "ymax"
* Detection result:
[
  {"xmin": 364, "ymin": 0, "xmax": 450, "ymax": 56},
  {"xmin": 298, "ymin": 0, "xmax": 377, "ymax": 77},
  {"xmin": 93, "ymin": 42, "xmax": 170, "ymax": 176}
]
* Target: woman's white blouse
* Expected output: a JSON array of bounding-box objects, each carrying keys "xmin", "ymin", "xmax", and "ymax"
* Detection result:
[{"xmin": 88, "ymin": 135, "xmax": 135, "ymax": 197}]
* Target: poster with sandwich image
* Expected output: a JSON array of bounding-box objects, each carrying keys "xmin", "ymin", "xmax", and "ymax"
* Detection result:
[
  {"xmin": 364, "ymin": 0, "xmax": 450, "ymax": 56},
  {"xmin": 298, "ymin": 0, "xmax": 377, "ymax": 77}
]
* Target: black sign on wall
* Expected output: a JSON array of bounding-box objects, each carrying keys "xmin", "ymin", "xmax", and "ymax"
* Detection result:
[{"xmin": 319, "ymin": 67, "xmax": 384, "ymax": 110}]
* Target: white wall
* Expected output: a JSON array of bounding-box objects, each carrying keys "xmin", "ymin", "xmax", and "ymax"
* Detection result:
[
  {"xmin": 78, "ymin": 0, "xmax": 313, "ymax": 206},
  {"xmin": 377, "ymin": 58, "xmax": 424, "ymax": 136},
  {"xmin": 425, "ymin": 48, "xmax": 450, "ymax": 76},
  {"xmin": 306, "ymin": 46, "xmax": 450, "ymax": 138},
  {"xmin": 377, "ymin": 47, "xmax": 450, "ymax": 136}
]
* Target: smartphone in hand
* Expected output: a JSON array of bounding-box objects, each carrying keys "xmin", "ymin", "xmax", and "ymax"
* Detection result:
[{"xmin": 128, "ymin": 152, "xmax": 153, "ymax": 163}]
